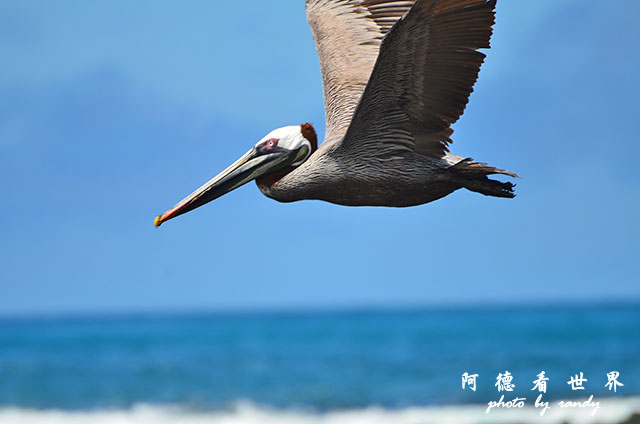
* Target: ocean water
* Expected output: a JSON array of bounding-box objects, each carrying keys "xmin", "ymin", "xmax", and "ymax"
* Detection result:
[{"xmin": 0, "ymin": 304, "xmax": 638, "ymax": 423}]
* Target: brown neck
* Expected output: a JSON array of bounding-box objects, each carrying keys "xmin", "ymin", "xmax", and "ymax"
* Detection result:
[
  {"xmin": 256, "ymin": 166, "xmax": 296, "ymax": 189},
  {"xmin": 301, "ymin": 123, "xmax": 318, "ymax": 151}
]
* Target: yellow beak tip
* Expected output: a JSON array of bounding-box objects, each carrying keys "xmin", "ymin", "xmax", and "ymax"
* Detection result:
[{"xmin": 154, "ymin": 216, "xmax": 162, "ymax": 228}]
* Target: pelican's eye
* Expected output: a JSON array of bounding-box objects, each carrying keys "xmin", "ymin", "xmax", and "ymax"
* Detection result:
[{"xmin": 264, "ymin": 138, "xmax": 278, "ymax": 150}]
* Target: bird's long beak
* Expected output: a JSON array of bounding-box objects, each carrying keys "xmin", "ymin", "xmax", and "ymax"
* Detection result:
[{"xmin": 154, "ymin": 148, "xmax": 292, "ymax": 227}]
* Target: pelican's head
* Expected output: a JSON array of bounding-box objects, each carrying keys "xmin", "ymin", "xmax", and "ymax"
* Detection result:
[{"xmin": 154, "ymin": 123, "xmax": 317, "ymax": 227}]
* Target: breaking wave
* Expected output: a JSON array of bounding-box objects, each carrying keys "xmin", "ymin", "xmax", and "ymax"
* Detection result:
[{"xmin": 0, "ymin": 397, "xmax": 638, "ymax": 424}]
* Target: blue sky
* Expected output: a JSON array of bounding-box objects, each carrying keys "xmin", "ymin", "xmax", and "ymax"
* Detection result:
[{"xmin": 0, "ymin": 1, "xmax": 638, "ymax": 316}]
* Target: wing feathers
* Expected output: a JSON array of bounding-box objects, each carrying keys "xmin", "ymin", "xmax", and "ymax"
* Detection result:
[
  {"xmin": 339, "ymin": 0, "xmax": 498, "ymax": 158},
  {"xmin": 306, "ymin": 0, "xmax": 416, "ymax": 142}
]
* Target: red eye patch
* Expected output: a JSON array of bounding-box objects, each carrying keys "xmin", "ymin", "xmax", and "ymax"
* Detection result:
[{"xmin": 264, "ymin": 138, "xmax": 279, "ymax": 150}]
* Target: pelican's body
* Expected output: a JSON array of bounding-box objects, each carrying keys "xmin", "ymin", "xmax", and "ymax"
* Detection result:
[
  {"xmin": 260, "ymin": 145, "xmax": 460, "ymax": 207},
  {"xmin": 155, "ymin": 0, "xmax": 516, "ymax": 227}
]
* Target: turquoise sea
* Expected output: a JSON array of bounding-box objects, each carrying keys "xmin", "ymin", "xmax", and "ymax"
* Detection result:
[{"xmin": 0, "ymin": 303, "xmax": 638, "ymax": 423}]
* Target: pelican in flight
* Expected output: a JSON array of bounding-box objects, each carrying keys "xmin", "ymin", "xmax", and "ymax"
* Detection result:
[{"xmin": 154, "ymin": 0, "xmax": 517, "ymax": 228}]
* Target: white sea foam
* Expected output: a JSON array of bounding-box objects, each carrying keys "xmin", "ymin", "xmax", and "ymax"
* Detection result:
[{"xmin": 0, "ymin": 397, "xmax": 638, "ymax": 424}]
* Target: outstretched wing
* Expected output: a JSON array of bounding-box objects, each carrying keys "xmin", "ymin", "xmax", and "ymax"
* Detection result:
[
  {"xmin": 339, "ymin": 0, "xmax": 497, "ymax": 159},
  {"xmin": 305, "ymin": 0, "xmax": 416, "ymax": 142}
]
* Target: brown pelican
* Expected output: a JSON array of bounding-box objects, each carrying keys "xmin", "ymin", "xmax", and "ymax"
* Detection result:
[{"xmin": 154, "ymin": 0, "xmax": 517, "ymax": 228}]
